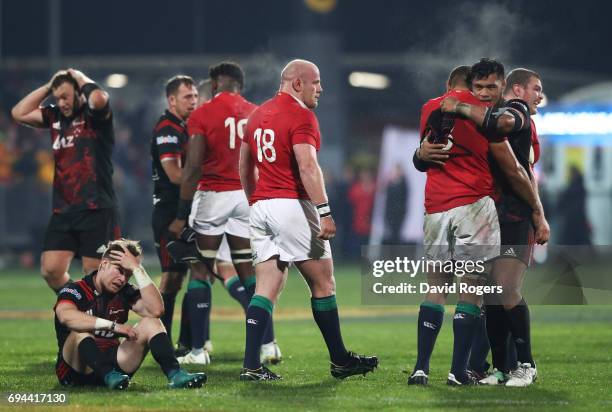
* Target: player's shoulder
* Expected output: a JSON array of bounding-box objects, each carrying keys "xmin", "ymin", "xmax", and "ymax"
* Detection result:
[
  {"xmin": 57, "ymin": 275, "xmax": 95, "ymax": 305},
  {"xmin": 190, "ymin": 101, "xmax": 212, "ymax": 118},
  {"xmin": 421, "ymin": 95, "xmax": 443, "ymax": 114},
  {"xmin": 154, "ymin": 111, "xmax": 184, "ymax": 134}
]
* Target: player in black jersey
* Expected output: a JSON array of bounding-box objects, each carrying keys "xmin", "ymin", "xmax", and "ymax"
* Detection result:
[
  {"xmin": 150, "ymin": 75, "xmax": 208, "ymax": 357},
  {"xmin": 442, "ymin": 66, "xmax": 549, "ymax": 386},
  {"xmin": 54, "ymin": 239, "xmax": 206, "ymax": 389},
  {"xmin": 12, "ymin": 69, "xmax": 120, "ymax": 293}
]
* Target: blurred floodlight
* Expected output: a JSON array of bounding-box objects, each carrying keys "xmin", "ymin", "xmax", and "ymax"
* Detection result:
[
  {"xmin": 106, "ymin": 73, "xmax": 128, "ymax": 88},
  {"xmin": 534, "ymin": 111, "xmax": 612, "ymax": 135},
  {"xmin": 348, "ymin": 72, "xmax": 390, "ymax": 90}
]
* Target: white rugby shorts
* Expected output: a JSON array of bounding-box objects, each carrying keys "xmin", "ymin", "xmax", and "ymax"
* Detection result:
[
  {"xmin": 250, "ymin": 198, "xmax": 332, "ymax": 265},
  {"xmin": 216, "ymin": 235, "xmax": 231, "ymax": 263},
  {"xmin": 423, "ymin": 196, "xmax": 500, "ymax": 262},
  {"xmin": 189, "ymin": 190, "xmax": 249, "ymax": 238}
]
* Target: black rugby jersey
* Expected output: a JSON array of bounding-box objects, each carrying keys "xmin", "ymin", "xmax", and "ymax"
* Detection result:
[
  {"xmin": 54, "ymin": 272, "xmax": 140, "ymax": 351},
  {"xmin": 489, "ymin": 99, "xmax": 534, "ymax": 222},
  {"xmin": 150, "ymin": 110, "xmax": 188, "ymax": 206},
  {"xmin": 41, "ymin": 103, "xmax": 117, "ymax": 214}
]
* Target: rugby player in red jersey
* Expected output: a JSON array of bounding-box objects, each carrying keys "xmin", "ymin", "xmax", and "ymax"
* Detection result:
[
  {"xmin": 168, "ymin": 62, "xmax": 280, "ymax": 365},
  {"xmin": 238, "ymin": 59, "xmax": 378, "ymax": 381},
  {"xmin": 12, "ymin": 69, "xmax": 120, "ymax": 293},
  {"xmin": 54, "ymin": 239, "xmax": 205, "ymax": 390},
  {"xmin": 443, "ymin": 67, "xmax": 548, "ymax": 387},
  {"xmin": 408, "ymin": 60, "xmax": 546, "ymax": 386}
]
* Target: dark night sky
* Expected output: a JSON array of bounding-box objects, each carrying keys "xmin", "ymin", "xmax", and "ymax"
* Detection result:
[{"xmin": 2, "ymin": 0, "xmax": 612, "ymax": 76}]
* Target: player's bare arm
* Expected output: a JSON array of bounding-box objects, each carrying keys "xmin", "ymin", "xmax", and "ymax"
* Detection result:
[
  {"xmin": 441, "ymin": 96, "xmax": 528, "ymax": 136},
  {"xmin": 239, "ymin": 140, "xmax": 256, "ymax": 198},
  {"xmin": 529, "ymin": 167, "xmax": 551, "ymax": 244},
  {"xmin": 10, "ymin": 70, "xmax": 68, "ymax": 128},
  {"xmin": 169, "ymin": 133, "xmax": 206, "ymax": 238},
  {"xmin": 293, "ymin": 143, "xmax": 336, "ymax": 240},
  {"xmin": 160, "ymin": 158, "xmax": 182, "ymax": 185},
  {"xmin": 55, "ymin": 302, "xmax": 138, "ymax": 340},
  {"xmin": 67, "ymin": 68, "xmax": 109, "ymax": 113},
  {"xmin": 109, "ymin": 246, "xmax": 164, "ymax": 318},
  {"xmin": 489, "ymin": 140, "xmax": 549, "ymax": 244}
]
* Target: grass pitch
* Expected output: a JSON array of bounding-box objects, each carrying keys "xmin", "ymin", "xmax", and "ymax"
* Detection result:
[{"xmin": 1, "ymin": 266, "xmax": 611, "ymax": 411}]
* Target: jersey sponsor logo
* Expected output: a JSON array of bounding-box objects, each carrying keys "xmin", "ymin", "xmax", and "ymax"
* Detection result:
[
  {"xmin": 196, "ymin": 303, "xmax": 210, "ymax": 309},
  {"xmin": 156, "ymin": 135, "xmax": 179, "ymax": 145},
  {"xmin": 72, "ymin": 120, "xmax": 85, "ymax": 126},
  {"xmin": 52, "ymin": 134, "xmax": 75, "ymax": 150},
  {"xmin": 247, "ymin": 318, "xmax": 258, "ymax": 325},
  {"xmin": 60, "ymin": 287, "xmax": 82, "ymax": 300},
  {"xmin": 109, "ymin": 308, "xmax": 124, "ymax": 315}
]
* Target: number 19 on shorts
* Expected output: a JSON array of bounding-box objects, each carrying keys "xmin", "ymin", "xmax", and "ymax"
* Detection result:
[{"xmin": 254, "ymin": 128, "xmax": 276, "ymax": 162}]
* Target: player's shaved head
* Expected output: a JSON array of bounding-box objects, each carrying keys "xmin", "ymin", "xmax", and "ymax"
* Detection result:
[
  {"xmin": 447, "ymin": 65, "xmax": 470, "ymax": 90},
  {"xmin": 280, "ymin": 59, "xmax": 322, "ymax": 109},
  {"xmin": 281, "ymin": 59, "xmax": 318, "ymax": 84}
]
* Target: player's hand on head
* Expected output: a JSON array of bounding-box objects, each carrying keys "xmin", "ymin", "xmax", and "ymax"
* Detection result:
[
  {"xmin": 49, "ymin": 70, "xmax": 68, "ymax": 85},
  {"xmin": 66, "ymin": 68, "xmax": 84, "ymax": 81},
  {"xmin": 440, "ymin": 96, "xmax": 460, "ymax": 113},
  {"xmin": 114, "ymin": 323, "xmax": 138, "ymax": 340},
  {"xmin": 168, "ymin": 219, "xmax": 186, "ymax": 239},
  {"xmin": 419, "ymin": 140, "xmax": 449, "ymax": 166},
  {"xmin": 318, "ymin": 215, "xmax": 336, "ymax": 240},
  {"xmin": 109, "ymin": 245, "xmax": 140, "ymax": 271}
]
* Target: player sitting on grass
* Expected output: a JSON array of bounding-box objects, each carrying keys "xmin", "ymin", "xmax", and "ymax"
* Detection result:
[{"xmin": 53, "ymin": 239, "xmax": 206, "ymax": 390}]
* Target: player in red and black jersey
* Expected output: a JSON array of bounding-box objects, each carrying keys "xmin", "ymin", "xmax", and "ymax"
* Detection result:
[
  {"xmin": 12, "ymin": 69, "xmax": 120, "ymax": 293},
  {"xmin": 149, "ymin": 75, "xmax": 207, "ymax": 351},
  {"xmin": 54, "ymin": 239, "xmax": 205, "ymax": 390},
  {"xmin": 408, "ymin": 61, "xmax": 547, "ymax": 386},
  {"xmin": 444, "ymin": 66, "xmax": 549, "ymax": 386}
]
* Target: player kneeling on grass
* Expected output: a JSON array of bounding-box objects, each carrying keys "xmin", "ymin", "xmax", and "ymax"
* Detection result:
[{"xmin": 53, "ymin": 239, "xmax": 206, "ymax": 390}]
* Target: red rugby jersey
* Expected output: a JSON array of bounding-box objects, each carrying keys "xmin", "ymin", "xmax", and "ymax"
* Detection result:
[
  {"xmin": 244, "ymin": 92, "xmax": 321, "ymax": 204},
  {"xmin": 421, "ymin": 89, "xmax": 502, "ymax": 214},
  {"xmin": 187, "ymin": 92, "xmax": 257, "ymax": 191}
]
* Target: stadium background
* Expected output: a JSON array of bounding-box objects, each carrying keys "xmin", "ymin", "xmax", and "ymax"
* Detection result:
[{"xmin": 1, "ymin": 1, "xmax": 611, "ymax": 410}]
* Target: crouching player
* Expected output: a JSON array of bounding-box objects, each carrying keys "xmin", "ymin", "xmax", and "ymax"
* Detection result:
[{"xmin": 53, "ymin": 239, "xmax": 206, "ymax": 390}]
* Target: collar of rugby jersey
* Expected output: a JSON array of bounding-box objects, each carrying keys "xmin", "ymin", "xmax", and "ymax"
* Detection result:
[
  {"xmin": 278, "ymin": 91, "xmax": 308, "ymax": 109},
  {"xmin": 163, "ymin": 109, "xmax": 186, "ymax": 130},
  {"xmin": 214, "ymin": 91, "xmax": 239, "ymax": 99}
]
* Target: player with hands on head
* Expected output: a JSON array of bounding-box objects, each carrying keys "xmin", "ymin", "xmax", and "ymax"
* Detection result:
[
  {"xmin": 11, "ymin": 68, "xmax": 120, "ymax": 293},
  {"xmin": 53, "ymin": 239, "xmax": 206, "ymax": 390}
]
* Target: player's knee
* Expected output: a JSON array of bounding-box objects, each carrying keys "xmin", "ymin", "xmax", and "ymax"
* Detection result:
[
  {"xmin": 136, "ymin": 317, "xmax": 165, "ymax": 336},
  {"xmin": 310, "ymin": 277, "xmax": 336, "ymax": 296},
  {"xmin": 40, "ymin": 261, "xmax": 64, "ymax": 280},
  {"xmin": 502, "ymin": 288, "xmax": 522, "ymax": 310}
]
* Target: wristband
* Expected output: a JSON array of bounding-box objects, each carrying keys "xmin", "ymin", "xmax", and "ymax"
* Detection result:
[
  {"xmin": 94, "ymin": 318, "xmax": 113, "ymax": 331},
  {"xmin": 176, "ymin": 199, "xmax": 192, "ymax": 220},
  {"xmin": 132, "ymin": 265, "xmax": 153, "ymax": 289},
  {"xmin": 316, "ymin": 202, "xmax": 332, "ymax": 218}
]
